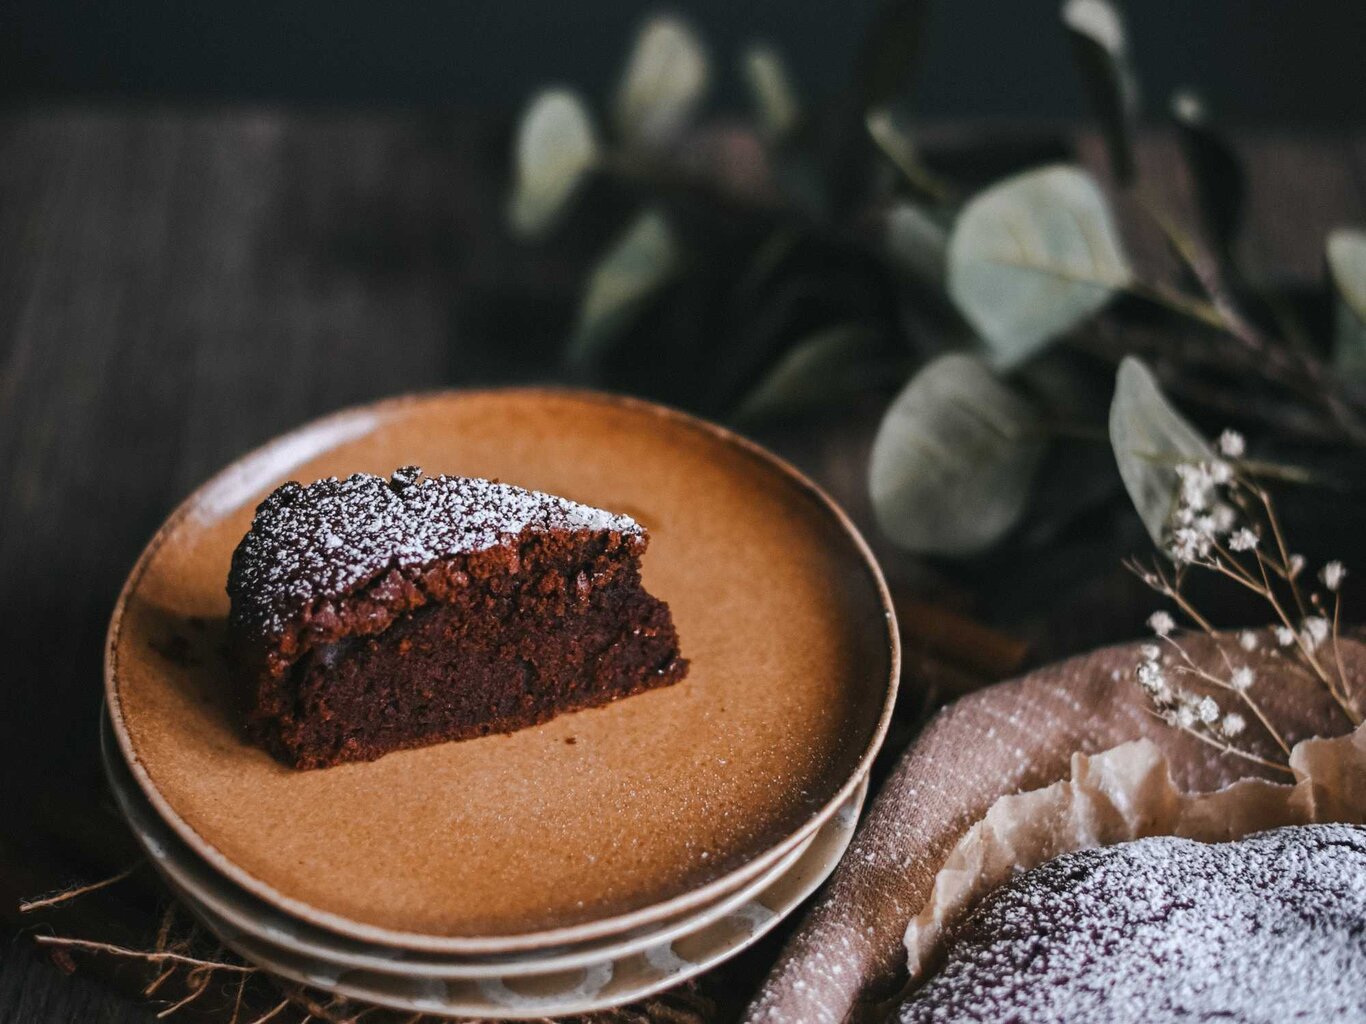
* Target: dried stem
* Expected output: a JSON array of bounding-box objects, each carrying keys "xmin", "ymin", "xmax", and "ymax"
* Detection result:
[
  {"xmin": 18, "ymin": 867, "xmax": 140, "ymax": 913},
  {"xmin": 1164, "ymin": 637, "xmax": 1291, "ymax": 755},
  {"xmin": 1134, "ymin": 452, "xmax": 1358, "ymax": 769},
  {"xmin": 155, "ymin": 970, "xmax": 213, "ymax": 1018},
  {"xmin": 1138, "ymin": 194, "xmax": 1366, "ymax": 445},
  {"xmin": 1147, "ymin": 708, "xmax": 1295, "ymax": 777},
  {"xmin": 229, "ymin": 973, "xmax": 250, "ymax": 1024},
  {"xmin": 247, "ymin": 999, "xmax": 291, "ymax": 1024},
  {"xmin": 31, "ymin": 935, "xmax": 255, "ymax": 974}
]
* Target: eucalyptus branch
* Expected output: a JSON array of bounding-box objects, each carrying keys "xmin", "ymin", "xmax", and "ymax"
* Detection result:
[{"xmin": 1139, "ymin": 193, "xmax": 1366, "ymax": 445}]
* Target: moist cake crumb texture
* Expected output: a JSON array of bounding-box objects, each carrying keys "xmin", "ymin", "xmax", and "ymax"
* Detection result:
[
  {"xmin": 227, "ymin": 467, "xmax": 686, "ymax": 768},
  {"xmin": 899, "ymin": 823, "xmax": 1366, "ymax": 1024}
]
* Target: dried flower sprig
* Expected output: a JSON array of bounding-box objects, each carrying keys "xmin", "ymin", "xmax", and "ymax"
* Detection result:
[{"xmin": 1128, "ymin": 428, "xmax": 1359, "ymax": 775}]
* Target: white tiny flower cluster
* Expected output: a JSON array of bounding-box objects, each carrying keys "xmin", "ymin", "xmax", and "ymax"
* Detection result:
[
  {"xmin": 1147, "ymin": 610, "xmax": 1175, "ymax": 637},
  {"xmin": 1301, "ymin": 615, "xmax": 1330, "ymax": 651},
  {"xmin": 1132, "ymin": 433, "xmax": 1352, "ymax": 773},
  {"xmin": 1166, "ymin": 459, "xmax": 1237, "ymax": 565},
  {"xmin": 1136, "ymin": 645, "xmax": 1252, "ymax": 743},
  {"xmin": 1135, "ymin": 651, "xmax": 1175, "ymax": 708}
]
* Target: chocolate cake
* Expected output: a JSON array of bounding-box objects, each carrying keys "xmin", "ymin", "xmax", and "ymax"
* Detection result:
[
  {"xmin": 227, "ymin": 467, "xmax": 687, "ymax": 768},
  {"xmin": 898, "ymin": 824, "xmax": 1366, "ymax": 1024}
]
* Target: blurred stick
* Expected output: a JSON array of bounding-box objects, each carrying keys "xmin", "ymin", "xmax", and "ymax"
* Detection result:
[{"xmin": 894, "ymin": 596, "xmax": 1029, "ymax": 682}]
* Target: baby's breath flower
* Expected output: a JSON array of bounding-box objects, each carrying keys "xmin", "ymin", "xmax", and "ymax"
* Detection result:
[
  {"xmin": 1211, "ymin": 504, "xmax": 1237, "ymax": 533},
  {"xmin": 1137, "ymin": 661, "xmax": 1167, "ymax": 694},
  {"xmin": 1301, "ymin": 616, "xmax": 1330, "ymax": 651},
  {"xmin": 1168, "ymin": 526, "xmax": 1212, "ymax": 564},
  {"xmin": 1321, "ymin": 561, "xmax": 1347, "ymax": 592},
  {"xmin": 1140, "ymin": 644, "xmax": 1161, "ymax": 661},
  {"xmin": 1198, "ymin": 696, "xmax": 1220, "ymax": 725},
  {"xmin": 1175, "ymin": 463, "xmax": 1215, "ymax": 511},
  {"xmin": 1176, "ymin": 704, "xmax": 1197, "ymax": 729},
  {"xmin": 1230, "ymin": 666, "xmax": 1255, "ymax": 692},
  {"xmin": 1274, "ymin": 625, "xmax": 1296, "ymax": 647},
  {"xmin": 1148, "ymin": 611, "xmax": 1175, "ymax": 637},
  {"xmin": 1229, "ymin": 528, "xmax": 1259, "ymax": 552},
  {"xmin": 1209, "ymin": 460, "xmax": 1233, "ymax": 485},
  {"xmin": 1217, "ymin": 430, "xmax": 1245, "ymax": 458},
  {"xmin": 1221, "ymin": 712, "xmax": 1247, "ymax": 738},
  {"xmin": 1288, "ymin": 554, "xmax": 1306, "ymax": 579},
  {"xmin": 1238, "ymin": 630, "xmax": 1259, "ymax": 652}
]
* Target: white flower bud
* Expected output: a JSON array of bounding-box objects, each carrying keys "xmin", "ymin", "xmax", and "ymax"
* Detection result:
[{"xmin": 1147, "ymin": 611, "xmax": 1175, "ymax": 637}]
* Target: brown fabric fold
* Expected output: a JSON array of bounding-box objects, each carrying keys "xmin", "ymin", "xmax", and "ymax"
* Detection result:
[{"xmin": 741, "ymin": 633, "xmax": 1365, "ymax": 1024}]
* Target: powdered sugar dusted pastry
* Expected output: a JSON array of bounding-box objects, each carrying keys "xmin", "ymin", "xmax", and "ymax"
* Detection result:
[{"xmin": 898, "ymin": 823, "xmax": 1366, "ymax": 1024}]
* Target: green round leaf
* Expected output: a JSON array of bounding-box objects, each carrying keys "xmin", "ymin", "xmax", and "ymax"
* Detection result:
[
  {"xmin": 885, "ymin": 202, "xmax": 948, "ymax": 288},
  {"xmin": 508, "ymin": 90, "xmax": 599, "ymax": 239},
  {"xmin": 1062, "ymin": 0, "xmax": 1140, "ymax": 183},
  {"xmin": 1170, "ymin": 90, "xmax": 1245, "ymax": 260},
  {"xmin": 869, "ymin": 353, "xmax": 1046, "ymax": 555},
  {"xmin": 568, "ymin": 210, "xmax": 680, "ymax": 365},
  {"xmin": 743, "ymin": 45, "xmax": 800, "ymax": 143},
  {"xmin": 1328, "ymin": 227, "xmax": 1366, "ymax": 375},
  {"xmin": 614, "ymin": 16, "xmax": 709, "ymax": 149},
  {"xmin": 1108, "ymin": 355, "xmax": 1213, "ymax": 548},
  {"xmin": 947, "ymin": 164, "xmax": 1133, "ymax": 367},
  {"xmin": 866, "ymin": 109, "xmax": 953, "ymax": 203},
  {"xmin": 734, "ymin": 326, "xmax": 897, "ymax": 424}
]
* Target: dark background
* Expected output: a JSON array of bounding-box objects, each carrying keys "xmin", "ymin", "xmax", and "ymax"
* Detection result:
[{"xmin": 4, "ymin": 0, "xmax": 1366, "ymax": 125}]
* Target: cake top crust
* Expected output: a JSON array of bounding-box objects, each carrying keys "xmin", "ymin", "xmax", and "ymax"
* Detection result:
[
  {"xmin": 899, "ymin": 823, "xmax": 1366, "ymax": 1024},
  {"xmin": 228, "ymin": 467, "xmax": 641, "ymax": 640}
]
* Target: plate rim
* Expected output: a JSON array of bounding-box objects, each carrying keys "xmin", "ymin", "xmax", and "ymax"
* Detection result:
[
  {"xmin": 104, "ymin": 387, "xmax": 900, "ymax": 954},
  {"xmin": 100, "ymin": 699, "xmax": 834, "ymax": 978},
  {"xmin": 175, "ymin": 777, "xmax": 866, "ymax": 1019}
]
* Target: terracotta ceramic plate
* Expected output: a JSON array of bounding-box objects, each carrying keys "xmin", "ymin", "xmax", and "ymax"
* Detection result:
[
  {"xmin": 177, "ymin": 782, "xmax": 866, "ymax": 1019},
  {"xmin": 100, "ymin": 702, "xmax": 822, "ymax": 978},
  {"xmin": 105, "ymin": 390, "xmax": 898, "ymax": 953}
]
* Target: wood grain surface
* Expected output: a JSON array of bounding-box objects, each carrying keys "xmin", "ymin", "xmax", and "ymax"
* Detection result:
[{"xmin": 2, "ymin": 107, "xmax": 1364, "ymax": 1023}]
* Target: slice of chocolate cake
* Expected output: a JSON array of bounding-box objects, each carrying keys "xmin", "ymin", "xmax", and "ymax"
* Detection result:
[{"xmin": 227, "ymin": 467, "xmax": 687, "ymax": 768}]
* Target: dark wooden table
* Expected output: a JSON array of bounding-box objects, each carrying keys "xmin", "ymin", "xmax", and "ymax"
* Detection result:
[{"xmin": 2, "ymin": 106, "xmax": 1364, "ymax": 1024}]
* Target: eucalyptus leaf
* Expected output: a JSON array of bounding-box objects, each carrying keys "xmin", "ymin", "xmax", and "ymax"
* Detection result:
[
  {"xmin": 885, "ymin": 202, "xmax": 948, "ymax": 288},
  {"xmin": 1327, "ymin": 228, "xmax": 1366, "ymax": 375},
  {"xmin": 1108, "ymin": 356, "xmax": 1213, "ymax": 548},
  {"xmin": 866, "ymin": 109, "xmax": 952, "ymax": 203},
  {"xmin": 568, "ymin": 210, "xmax": 680, "ymax": 366},
  {"xmin": 1061, "ymin": 0, "xmax": 1139, "ymax": 184},
  {"xmin": 869, "ymin": 353, "xmax": 1047, "ymax": 555},
  {"xmin": 947, "ymin": 164, "xmax": 1133, "ymax": 367},
  {"xmin": 614, "ymin": 16, "xmax": 709, "ymax": 149},
  {"xmin": 734, "ymin": 325, "xmax": 894, "ymax": 424},
  {"xmin": 1171, "ymin": 90, "xmax": 1245, "ymax": 261},
  {"xmin": 508, "ymin": 90, "xmax": 599, "ymax": 239},
  {"xmin": 743, "ymin": 45, "xmax": 800, "ymax": 144}
]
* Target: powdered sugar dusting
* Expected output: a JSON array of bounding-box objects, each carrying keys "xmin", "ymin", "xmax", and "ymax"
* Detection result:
[
  {"xmin": 229, "ymin": 467, "xmax": 640, "ymax": 637},
  {"xmin": 899, "ymin": 824, "xmax": 1366, "ymax": 1023}
]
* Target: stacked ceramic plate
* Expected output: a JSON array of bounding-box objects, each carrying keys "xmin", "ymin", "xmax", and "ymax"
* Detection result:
[{"xmin": 102, "ymin": 391, "xmax": 899, "ymax": 1018}]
